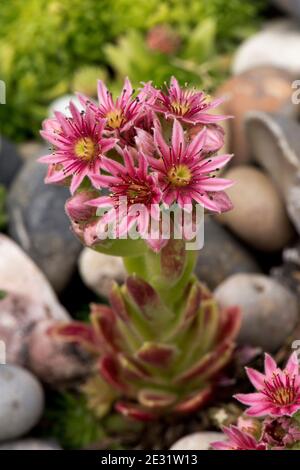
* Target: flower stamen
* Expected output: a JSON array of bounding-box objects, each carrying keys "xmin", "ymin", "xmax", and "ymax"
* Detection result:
[
  {"xmin": 74, "ymin": 137, "xmax": 98, "ymax": 162},
  {"xmin": 167, "ymin": 164, "xmax": 192, "ymax": 187}
]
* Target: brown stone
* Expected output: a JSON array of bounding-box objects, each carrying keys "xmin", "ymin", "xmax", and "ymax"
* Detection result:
[
  {"xmin": 217, "ymin": 67, "xmax": 298, "ymax": 164},
  {"xmin": 218, "ymin": 166, "xmax": 295, "ymax": 251}
]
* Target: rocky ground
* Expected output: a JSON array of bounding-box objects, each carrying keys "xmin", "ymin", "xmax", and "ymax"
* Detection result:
[{"xmin": 1, "ymin": 0, "xmax": 300, "ymax": 450}]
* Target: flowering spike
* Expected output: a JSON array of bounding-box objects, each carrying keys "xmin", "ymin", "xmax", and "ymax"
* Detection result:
[{"xmin": 40, "ymin": 76, "xmax": 237, "ymax": 421}]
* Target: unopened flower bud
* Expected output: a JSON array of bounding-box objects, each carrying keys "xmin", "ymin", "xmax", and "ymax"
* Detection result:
[
  {"xmin": 189, "ymin": 123, "xmax": 225, "ymax": 154},
  {"xmin": 65, "ymin": 190, "xmax": 98, "ymax": 223}
]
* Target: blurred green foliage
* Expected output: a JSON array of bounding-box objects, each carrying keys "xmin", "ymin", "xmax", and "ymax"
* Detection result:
[{"xmin": 0, "ymin": 0, "xmax": 264, "ymax": 141}]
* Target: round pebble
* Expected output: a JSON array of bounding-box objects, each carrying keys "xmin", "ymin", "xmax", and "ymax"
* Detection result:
[
  {"xmin": 0, "ymin": 439, "xmax": 61, "ymax": 450},
  {"xmin": 215, "ymin": 273, "xmax": 299, "ymax": 352},
  {"xmin": 170, "ymin": 432, "xmax": 225, "ymax": 450},
  {"xmin": 0, "ymin": 365, "xmax": 44, "ymax": 442},
  {"xmin": 218, "ymin": 166, "xmax": 294, "ymax": 251},
  {"xmin": 78, "ymin": 248, "xmax": 125, "ymax": 298}
]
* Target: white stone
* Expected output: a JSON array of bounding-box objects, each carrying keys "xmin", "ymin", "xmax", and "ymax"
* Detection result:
[
  {"xmin": 0, "ymin": 439, "xmax": 61, "ymax": 450},
  {"xmin": 48, "ymin": 94, "xmax": 85, "ymax": 117},
  {"xmin": 79, "ymin": 248, "xmax": 125, "ymax": 298},
  {"xmin": 233, "ymin": 20, "xmax": 300, "ymax": 76},
  {"xmin": 170, "ymin": 432, "xmax": 225, "ymax": 451},
  {"xmin": 0, "ymin": 365, "xmax": 44, "ymax": 442},
  {"xmin": 0, "ymin": 235, "xmax": 69, "ymax": 320},
  {"xmin": 215, "ymin": 273, "xmax": 299, "ymax": 352}
]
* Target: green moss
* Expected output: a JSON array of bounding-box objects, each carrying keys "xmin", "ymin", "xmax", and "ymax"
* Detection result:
[
  {"xmin": 43, "ymin": 393, "xmax": 106, "ymax": 449},
  {"xmin": 0, "ymin": 0, "xmax": 265, "ymax": 140},
  {"xmin": 42, "ymin": 392, "xmax": 142, "ymax": 449}
]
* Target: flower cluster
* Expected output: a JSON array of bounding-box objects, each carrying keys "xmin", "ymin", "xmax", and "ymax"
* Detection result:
[
  {"xmin": 40, "ymin": 76, "xmax": 233, "ymax": 252},
  {"xmin": 212, "ymin": 353, "xmax": 300, "ymax": 450}
]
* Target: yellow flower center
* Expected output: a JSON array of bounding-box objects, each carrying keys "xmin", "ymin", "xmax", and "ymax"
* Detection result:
[
  {"xmin": 74, "ymin": 137, "xmax": 97, "ymax": 161},
  {"xmin": 168, "ymin": 164, "xmax": 192, "ymax": 187},
  {"xmin": 106, "ymin": 109, "xmax": 124, "ymax": 129},
  {"xmin": 171, "ymin": 101, "xmax": 190, "ymax": 116},
  {"xmin": 273, "ymin": 387, "xmax": 295, "ymax": 406}
]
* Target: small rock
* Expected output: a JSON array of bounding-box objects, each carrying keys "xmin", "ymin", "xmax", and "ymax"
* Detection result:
[
  {"xmin": 218, "ymin": 166, "xmax": 294, "ymax": 251},
  {"xmin": 7, "ymin": 160, "xmax": 82, "ymax": 292},
  {"xmin": 246, "ymin": 112, "xmax": 300, "ymax": 235},
  {"xmin": 79, "ymin": 248, "xmax": 125, "ymax": 298},
  {"xmin": 170, "ymin": 432, "xmax": 225, "ymax": 450},
  {"xmin": 0, "ymin": 290, "xmax": 67, "ymax": 365},
  {"xmin": 0, "ymin": 293, "xmax": 92, "ymax": 384},
  {"xmin": 17, "ymin": 141, "xmax": 46, "ymax": 162},
  {"xmin": 0, "ymin": 235, "xmax": 68, "ymax": 319},
  {"xmin": 0, "ymin": 137, "xmax": 23, "ymax": 187},
  {"xmin": 272, "ymin": 242, "xmax": 300, "ymax": 302},
  {"xmin": 271, "ymin": 263, "xmax": 300, "ymax": 303},
  {"xmin": 216, "ymin": 66, "xmax": 297, "ymax": 164},
  {"xmin": 0, "ymin": 365, "xmax": 44, "ymax": 442},
  {"xmin": 0, "ymin": 439, "xmax": 61, "ymax": 450},
  {"xmin": 27, "ymin": 320, "xmax": 93, "ymax": 385},
  {"xmin": 273, "ymin": 0, "xmax": 300, "ymax": 19},
  {"xmin": 215, "ymin": 273, "xmax": 299, "ymax": 352},
  {"xmin": 233, "ymin": 20, "xmax": 300, "ymax": 76},
  {"xmin": 196, "ymin": 217, "xmax": 260, "ymax": 290}
]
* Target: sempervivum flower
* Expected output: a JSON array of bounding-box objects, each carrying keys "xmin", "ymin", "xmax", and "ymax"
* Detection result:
[
  {"xmin": 211, "ymin": 425, "xmax": 266, "ymax": 450},
  {"xmin": 78, "ymin": 77, "xmax": 149, "ymax": 134},
  {"xmin": 147, "ymin": 76, "xmax": 229, "ymax": 125},
  {"xmin": 148, "ymin": 119, "xmax": 233, "ymax": 212},
  {"xmin": 262, "ymin": 416, "xmax": 300, "ymax": 449},
  {"xmin": 235, "ymin": 353, "xmax": 300, "ymax": 417},
  {"xmin": 88, "ymin": 148, "xmax": 161, "ymax": 238},
  {"xmin": 39, "ymin": 103, "xmax": 117, "ymax": 194}
]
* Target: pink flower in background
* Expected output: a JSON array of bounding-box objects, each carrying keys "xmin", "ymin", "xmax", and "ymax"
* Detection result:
[
  {"xmin": 78, "ymin": 77, "xmax": 150, "ymax": 133},
  {"xmin": 148, "ymin": 76, "xmax": 229, "ymax": 125},
  {"xmin": 39, "ymin": 103, "xmax": 117, "ymax": 194},
  {"xmin": 235, "ymin": 353, "xmax": 300, "ymax": 417},
  {"xmin": 211, "ymin": 425, "xmax": 266, "ymax": 450},
  {"xmin": 148, "ymin": 119, "xmax": 233, "ymax": 212},
  {"xmin": 87, "ymin": 147, "xmax": 161, "ymax": 237}
]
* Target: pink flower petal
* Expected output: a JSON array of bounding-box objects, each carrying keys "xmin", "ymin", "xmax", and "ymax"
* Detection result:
[
  {"xmin": 245, "ymin": 367, "xmax": 265, "ymax": 390},
  {"xmin": 264, "ymin": 353, "xmax": 278, "ymax": 376},
  {"xmin": 285, "ymin": 352, "xmax": 299, "ymax": 376},
  {"xmin": 234, "ymin": 392, "xmax": 264, "ymax": 406},
  {"xmin": 171, "ymin": 119, "xmax": 185, "ymax": 157}
]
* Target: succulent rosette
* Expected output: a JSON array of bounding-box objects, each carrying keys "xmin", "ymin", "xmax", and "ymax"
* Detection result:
[{"xmin": 51, "ymin": 273, "xmax": 241, "ymax": 420}]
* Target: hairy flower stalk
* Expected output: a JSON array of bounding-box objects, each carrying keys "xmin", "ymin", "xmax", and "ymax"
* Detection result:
[{"xmin": 40, "ymin": 76, "xmax": 239, "ymax": 420}]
